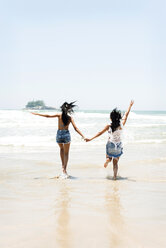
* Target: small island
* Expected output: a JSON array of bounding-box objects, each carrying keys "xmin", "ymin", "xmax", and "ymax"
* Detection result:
[{"xmin": 25, "ymin": 100, "xmax": 56, "ymax": 110}]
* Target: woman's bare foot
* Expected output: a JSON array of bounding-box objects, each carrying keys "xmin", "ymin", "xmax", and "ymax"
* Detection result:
[
  {"xmin": 113, "ymin": 175, "xmax": 118, "ymax": 180},
  {"xmin": 59, "ymin": 172, "xmax": 69, "ymax": 179},
  {"xmin": 104, "ymin": 161, "xmax": 109, "ymax": 168},
  {"xmin": 104, "ymin": 158, "xmax": 111, "ymax": 168}
]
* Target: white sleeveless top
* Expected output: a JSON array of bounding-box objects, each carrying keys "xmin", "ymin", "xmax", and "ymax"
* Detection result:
[{"xmin": 108, "ymin": 123, "xmax": 123, "ymax": 144}]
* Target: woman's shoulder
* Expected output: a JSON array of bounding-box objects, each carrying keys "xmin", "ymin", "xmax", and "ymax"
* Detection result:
[
  {"xmin": 113, "ymin": 124, "xmax": 123, "ymax": 132},
  {"xmin": 105, "ymin": 124, "xmax": 110, "ymax": 129},
  {"xmin": 58, "ymin": 113, "xmax": 63, "ymax": 122},
  {"xmin": 69, "ymin": 116, "xmax": 73, "ymax": 122},
  {"xmin": 116, "ymin": 125, "xmax": 123, "ymax": 131},
  {"xmin": 120, "ymin": 121, "xmax": 124, "ymax": 129},
  {"xmin": 106, "ymin": 124, "xmax": 111, "ymax": 132}
]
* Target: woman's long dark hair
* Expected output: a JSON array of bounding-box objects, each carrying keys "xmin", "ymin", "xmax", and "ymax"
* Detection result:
[
  {"xmin": 60, "ymin": 101, "xmax": 76, "ymax": 126},
  {"xmin": 110, "ymin": 108, "xmax": 122, "ymax": 132}
]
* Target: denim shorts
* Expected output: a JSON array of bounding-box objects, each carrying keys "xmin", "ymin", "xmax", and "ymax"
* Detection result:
[
  {"xmin": 106, "ymin": 142, "xmax": 123, "ymax": 158},
  {"xmin": 56, "ymin": 130, "xmax": 71, "ymax": 144}
]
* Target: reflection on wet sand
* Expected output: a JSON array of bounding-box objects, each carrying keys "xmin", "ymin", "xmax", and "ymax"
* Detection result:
[
  {"xmin": 105, "ymin": 183, "xmax": 125, "ymax": 247},
  {"xmin": 55, "ymin": 183, "xmax": 72, "ymax": 248}
]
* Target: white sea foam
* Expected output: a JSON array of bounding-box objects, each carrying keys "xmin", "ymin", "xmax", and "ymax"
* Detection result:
[
  {"xmin": 75, "ymin": 112, "xmax": 108, "ymax": 118},
  {"xmin": 0, "ymin": 110, "xmax": 166, "ymax": 150},
  {"xmin": 134, "ymin": 139, "xmax": 166, "ymax": 144},
  {"xmin": 129, "ymin": 112, "xmax": 166, "ymax": 121}
]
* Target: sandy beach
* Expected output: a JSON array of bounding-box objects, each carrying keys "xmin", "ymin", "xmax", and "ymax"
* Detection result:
[
  {"xmin": 0, "ymin": 110, "xmax": 166, "ymax": 248},
  {"xmin": 0, "ymin": 147, "xmax": 166, "ymax": 248}
]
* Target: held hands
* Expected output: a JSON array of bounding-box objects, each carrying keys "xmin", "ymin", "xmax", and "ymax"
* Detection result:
[
  {"xmin": 81, "ymin": 137, "xmax": 92, "ymax": 142},
  {"xmin": 84, "ymin": 138, "xmax": 92, "ymax": 142}
]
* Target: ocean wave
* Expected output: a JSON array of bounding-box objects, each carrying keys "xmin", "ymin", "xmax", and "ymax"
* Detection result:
[
  {"xmin": 0, "ymin": 110, "xmax": 166, "ymax": 148},
  {"xmin": 0, "ymin": 136, "xmax": 166, "ymax": 148},
  {"xmin": 128, "ymin": 112, "xmax": 166, "ymax": 121},
  {"xmin": 128, "ymin": 139, "xmax": 166, "ymax": 144},
  {"xmin": 0, "ymin": 136, "xmax": 57, "ymax": 147},
  {"xmin": 127, "ymin": 124, "xmax": 166, "ymax": 128},
  {"xmin": 1, "ymin": 110, "xmax": 166, "ymax": 123},
  {"xmin": 75, "ymin": 112, "xmax": 108, "ymax": 118}
]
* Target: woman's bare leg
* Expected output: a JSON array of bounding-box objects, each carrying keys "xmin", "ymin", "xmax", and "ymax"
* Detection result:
[
  {"xmin": 104, "ymin": 157, "xmax": 112, "ymax": 168},
  {"xmin": 63, "ymin": 143, "xmax": 70, "ymax": 173},
  {"xmin": 113, "ymin": 157, "xmax": 119, "ymax": 180},
  {"xmin": 58, "ymin": 143, "xmax": 65, "ymax": 172}
]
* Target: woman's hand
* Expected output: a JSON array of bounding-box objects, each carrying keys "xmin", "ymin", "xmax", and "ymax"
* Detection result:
[
  {"xmin": 130, "ymin": 100, "xmax": 134, "ymax": 107},
  {"xmin": 31, "ymin": 112, "xmax": 38, "ymax": 115},
  {"xmin": 85, "ymin": 138, "xmax": 92, "ymax": 142}
]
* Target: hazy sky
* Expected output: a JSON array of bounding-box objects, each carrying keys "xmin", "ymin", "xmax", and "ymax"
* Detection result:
[{"xmin": 0, "ymin": 0, "xmax": 166, "ymax": 110}]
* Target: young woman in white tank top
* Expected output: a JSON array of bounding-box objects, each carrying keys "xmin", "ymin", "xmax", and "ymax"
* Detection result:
[{"xmin": 86, "ymin": 100, "xmax": 134, "ymax": 180}]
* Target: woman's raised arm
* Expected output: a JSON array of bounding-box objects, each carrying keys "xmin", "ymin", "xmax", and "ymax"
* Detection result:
[{"xmin": 122, "ymin": 100, "xmax": 134, "ymax": 126}]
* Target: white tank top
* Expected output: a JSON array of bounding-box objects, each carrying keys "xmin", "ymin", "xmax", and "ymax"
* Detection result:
[{"xmin": 108, "ymin": 123, "xmax": 123, "ymax": 144}]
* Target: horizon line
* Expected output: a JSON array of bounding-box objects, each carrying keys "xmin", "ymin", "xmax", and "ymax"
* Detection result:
[{"xmin": 0, "ymin": 108, "xmax": 166, "ymax": 112}]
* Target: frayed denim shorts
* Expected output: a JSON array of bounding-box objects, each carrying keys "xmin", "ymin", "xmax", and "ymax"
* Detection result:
[
  {"xmin": 106, "ymin": 141, "xmax": 123, "ymax": 158},
  {"xmin": 56, "ymin": 130, "xmax": 71, "ymax": 144}
]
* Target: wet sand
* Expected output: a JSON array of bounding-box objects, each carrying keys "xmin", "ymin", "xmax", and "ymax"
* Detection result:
[{"xmin": 0, "ymin": 151, "xmax": 166, "ymax": 248}]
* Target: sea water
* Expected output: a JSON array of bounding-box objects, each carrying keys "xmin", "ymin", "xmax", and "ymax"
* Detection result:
[{"xmin": 0, "ymin": 109, "xmax": 166, "ymax": 160}]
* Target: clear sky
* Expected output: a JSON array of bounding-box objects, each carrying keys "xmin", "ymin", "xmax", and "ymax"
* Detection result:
[{"xmin": 0, "ymin": 0, "xmax": 166, "ymax": 110}]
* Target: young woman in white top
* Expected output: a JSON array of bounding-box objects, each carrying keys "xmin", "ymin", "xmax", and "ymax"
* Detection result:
[{"xmin": 85, "ymin": 100, "xmax": 134, "ymax": 180}]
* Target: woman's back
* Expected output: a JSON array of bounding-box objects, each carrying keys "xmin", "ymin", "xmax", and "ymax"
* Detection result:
[
  {"xmin": 58, "ymin": 114, "xmax": 71, "ymax": 130},
  {"xmin": 108, "ymin": 125, "xmax": 123, "ymax": 144}
]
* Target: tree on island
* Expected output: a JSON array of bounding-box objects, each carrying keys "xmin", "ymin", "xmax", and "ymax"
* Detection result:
[
  {"xmin": 26, "ymin": 100, "xmax": 45, "ymax": 108},
  {"xmin": 25, "ymin": 100, "xmax": 56, "ymax": 110}
]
